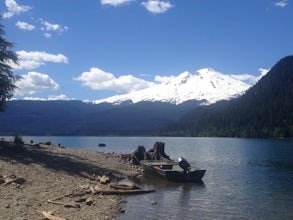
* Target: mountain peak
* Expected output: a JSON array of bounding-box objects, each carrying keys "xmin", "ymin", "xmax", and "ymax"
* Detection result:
[
  {"xmin": 93, "ymin": 68, "xmax": 251, "ymax": 105},
  {"xmin": 196, "ymin": 67, "xmax": 217, "ymax": 74},
  {"xmin": 173, "ymin": 71, "xmax": 193, "ymax": 85}
]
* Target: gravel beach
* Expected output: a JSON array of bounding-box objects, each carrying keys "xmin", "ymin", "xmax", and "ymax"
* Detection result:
[{"xmin": 0, "ymin": 140, "xmax": 142, "ymax": 220}]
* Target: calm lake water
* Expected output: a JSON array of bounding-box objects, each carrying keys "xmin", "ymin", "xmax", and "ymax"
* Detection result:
[{"xmin": 5, "ymin": 136, "xmax": 293, "ymax": 219}]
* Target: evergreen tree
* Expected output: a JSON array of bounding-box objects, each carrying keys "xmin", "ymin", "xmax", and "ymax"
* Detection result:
[{"xmin": 0, "ymin": 23, "xmax": 19, "ymax": 111}]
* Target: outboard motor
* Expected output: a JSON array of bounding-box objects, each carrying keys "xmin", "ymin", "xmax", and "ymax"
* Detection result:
[{"xmin": 178, "ymin": 156, "xmax": 191, "ymax": 174}]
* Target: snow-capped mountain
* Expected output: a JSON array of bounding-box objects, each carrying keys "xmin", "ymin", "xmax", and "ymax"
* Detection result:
[{"xmin": 93, "ymin": 68, "xmax": 251, "ymax": 105}]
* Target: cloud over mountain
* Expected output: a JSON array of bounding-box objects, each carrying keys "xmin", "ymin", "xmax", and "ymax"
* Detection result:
[
  {"xmin": 74, "ymin": 67, "xmax": 154, "ymax": 93},
  {"xmin": 22, "ymin": 94, "xmax": 73, "ymax": 101}
]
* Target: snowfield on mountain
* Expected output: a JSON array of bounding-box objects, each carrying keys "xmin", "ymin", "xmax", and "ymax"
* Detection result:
[{"xmin": 93, "ymin": 68, "xmax": 251, "ymax": 105}]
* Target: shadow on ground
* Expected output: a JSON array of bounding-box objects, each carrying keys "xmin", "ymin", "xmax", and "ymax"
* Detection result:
[{"xmin": 0, "ymin": 141, "xmax": 120, "ymax": 179}]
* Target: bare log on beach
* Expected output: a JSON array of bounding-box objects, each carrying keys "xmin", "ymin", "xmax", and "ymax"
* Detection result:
[
  {"xmin": 0, "ymin": 174, "xmax": 26, "ymax": 186},
  {"xmin": 47, "ymin": 200, "xmax": 80, "ymax": 208},
  {"xmin": 49, "ymin": 182, "xmax": 155, "ymax": 204},
  {"xmin": 91, "ymin": 182, "xmax": 155, "ymax": 195},
  {"xmin": 41, "ymin": 211, "xmax": 67, "ymax": 220},
  {"xmin": 93, "ymin": 188, "xmax": 155, "ymax": 195},
  {"xmin": 109, "ymin": 182, "xmax": 140, "ymax": 190}
]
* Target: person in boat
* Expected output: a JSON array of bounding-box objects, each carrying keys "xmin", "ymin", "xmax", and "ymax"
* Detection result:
[{"xmin": 178, "ymin": 156, "xmax": 191, "ymax": 174}]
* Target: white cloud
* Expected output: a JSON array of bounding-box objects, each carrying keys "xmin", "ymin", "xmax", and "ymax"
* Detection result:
[
  {"xmin": 22, "ymin": 94, "xmax": 74, "ymax": 101},
  {"xmin": 2, "ymin": 0, "xmax": 31, "ymax": 19},
  {"xmin": 12, "ymin": 50, "xmax": 68, "ymax": 70},
  {"xmin": 74, "ymin": 67, "xmax": 154, "ymax": 93},
  {"xmin": 258, "ymin": 68, "xmax": 269, "ymax": 78},
  {"xmin": 39, "ymin": 19, "xmax": 68, "ymax": 38},
  {"xmin": 154, "ymin": 75, "xmax": 175, "ymax": 84},
  {"xmin": 275, "ymin": 0, "xmax": 288, "ymax": 7},
  {"xmin": 15, "ymin": 72, "xmax": 59, "ymax": 95},
  {"xmin": 40, "ymin": 19, "xmax": 68, "ymax": 32},
  {"xmin": 230, "ymin": 68, "xmax": 270, "ymax": 85},
  {"xmin": 141, "ymin": 0, "xmax": 174, "ymax": 14},
  {"xmin": 22, "ymin": 97, "xmax": 47, "ymax": 101},
  {"xmin": 44, "ymin": 33, "xmax": 52, "ymax": 38},
  {"xmin": 230, "ymin": 74, "xmax": 259, "ymax": 85},
  {"xmin": 15, "ymin": 21, "xmax": 35, "ymax": 31},
  {"xmin": 101, "ymin": 0, "xmax": 134, "ymax": 6},
  {"xmin": 47, "ymin": 94, "xmax": 74, "ymax": 100}
]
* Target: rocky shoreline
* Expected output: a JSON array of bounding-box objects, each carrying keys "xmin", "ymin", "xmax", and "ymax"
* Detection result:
[{"xmin": 0, "ymin": 140, "xmax": 144, "ymax": 220}]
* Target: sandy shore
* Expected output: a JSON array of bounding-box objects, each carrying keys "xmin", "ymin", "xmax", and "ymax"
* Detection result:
[{"xmin": 0, "ymin": 140, "xmax": 142, "ymax": 220}]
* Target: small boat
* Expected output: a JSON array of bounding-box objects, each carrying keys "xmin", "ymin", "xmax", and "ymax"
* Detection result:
[
  {"xmin": 140, "ymin": 160, "xmax": 206, "ymax": 183},
  {"xmin": 98, "ymin": 143, "xmax": 106, "ymax": 147}
]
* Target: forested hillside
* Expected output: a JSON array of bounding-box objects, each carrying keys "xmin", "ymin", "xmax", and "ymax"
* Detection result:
[
  {"xmin": 162, "ymin": 56, "xmax": 293, "ymax": 138},
  {"xmin": 0, "ymin": 100, "xmax": 199, "ymax": 136}
]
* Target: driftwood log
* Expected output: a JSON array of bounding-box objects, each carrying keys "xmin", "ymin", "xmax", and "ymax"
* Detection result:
[
  {"xmin": 47, "ymin": 200, "xmax": 80, "ymax": 208},
  {"xmin": 93, "ymin": 188, "xmax": 155, "ymax": 195},
  {"xmin": 89, "ymin": 183, "xmax": 155, "ymax": 195},
  {"xmin": 41, "ymin": 211, "xmax": 67, "ymax": 220},
  {"xmin": 126, "ymin": 142, "xmax": 171, "ymax": 165},
  {"xmin": 109, "ymin": 182, "xmax": 140, "ymax": 190},
  {"xmin": 50, "ymin": 182, "xmax": 155, "ymax": 203},
  {"xmin": 0, "ymin": 174, "xmax": 26, "ymax": 186},
  {"xmin": 96, "ymin": 175, "xmax": 110, "ymax": 184}
]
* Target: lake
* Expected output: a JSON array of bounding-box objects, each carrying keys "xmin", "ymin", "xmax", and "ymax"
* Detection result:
[{"xmin": 6, "ymin": 136, "xmax": 293, "ymax": 219}]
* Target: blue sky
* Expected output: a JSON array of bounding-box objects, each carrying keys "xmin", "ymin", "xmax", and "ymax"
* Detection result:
[{"xmin": 1, "ymin": 0, "xmax": 293, "ymax": 101}]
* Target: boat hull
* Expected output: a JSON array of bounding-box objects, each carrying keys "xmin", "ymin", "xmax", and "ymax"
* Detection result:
[{"xmin": 141, "ymin": 160, "xmax": 205, "ymax": 183}]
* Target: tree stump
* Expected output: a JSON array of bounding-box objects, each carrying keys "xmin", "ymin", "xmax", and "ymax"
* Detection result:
[
  {"xmin": 128, "ymin": 142, "xmax": 171, "ymax": 164},
  {"xmin": 131, "ymin": 146, "xmax": 150, "ymax": 165},
  {"xmin": 148, "ymin": 142, "xmax": 170, "ymax": 161}
]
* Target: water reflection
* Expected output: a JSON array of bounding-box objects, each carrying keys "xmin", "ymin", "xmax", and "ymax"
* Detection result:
[
  {"xmin": 118, "ymin": 174, "xmax": 206, "ymax": 220},
  {"xmin": 178, "ymin": 184, "xmax": 193, "ymax": 206},
  {"xmin": 137, "ymin": 173, "xmax": 205, "ymax": 189}
]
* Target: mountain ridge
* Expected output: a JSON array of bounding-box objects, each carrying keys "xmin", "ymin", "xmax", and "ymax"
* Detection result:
[{"xmin": 1, "ymin": 57, "xmax": 290, "ymax": 137}]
